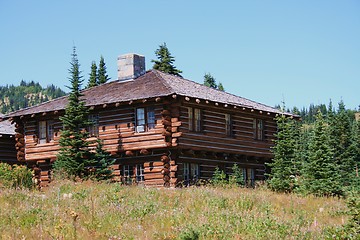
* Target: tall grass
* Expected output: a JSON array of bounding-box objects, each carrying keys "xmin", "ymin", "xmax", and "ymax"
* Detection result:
[{"xmin": 0, "ymin": 180, "xmax": 348, "ymax": 239}]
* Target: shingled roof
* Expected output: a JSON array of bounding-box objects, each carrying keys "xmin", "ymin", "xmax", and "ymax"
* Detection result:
[
  {"xmin": 3, "ymin": 70, "xmax": 285, "ymax": 118},
  {"xmin": 0, "ymin": 114, "xmax": 15, "ymax": 135}
]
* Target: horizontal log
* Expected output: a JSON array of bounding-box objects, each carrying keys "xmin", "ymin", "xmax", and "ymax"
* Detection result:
[
  {"xmin": 144, "ymin": 161, "xmax": 164, "ymax": 168},
  {"xmin": 170, "ymin": 165, "xmax": 178, "ymax": 172},
  {"xmin": 172, "ymin": 132, "xmax": 182, "ymax": 138},
  {"xmin": 144, "ymin": 172, "xmax": 163, "ymax": 180},
  {"xmin": 172, "ymin": 121, "xmax": 181, "ymax": 127},
  {"xmin": 144, "ymin": 166, "xmax": 163, "ymax": 173}
]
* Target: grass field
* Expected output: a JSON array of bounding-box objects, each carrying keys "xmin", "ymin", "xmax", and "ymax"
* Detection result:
[{"xmin": 0, "ymin": 180, "xmax": 348, "ymax": 239}]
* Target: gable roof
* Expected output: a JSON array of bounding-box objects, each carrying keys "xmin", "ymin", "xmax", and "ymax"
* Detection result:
[
  {"xmin": 0, "ymin": 114, "xmax": 15, "ymax": 135},
  {"xmin": 3, "ymin": 70, "xmax": 286, "ymax": 118}
]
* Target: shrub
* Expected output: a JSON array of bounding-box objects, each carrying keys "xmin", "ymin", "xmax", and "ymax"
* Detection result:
[{"xmin": 0, "ymin": 163, "xmax": 33, "ymax": 189}]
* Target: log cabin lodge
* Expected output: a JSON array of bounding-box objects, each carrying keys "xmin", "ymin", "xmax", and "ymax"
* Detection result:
[{"xmin": 0, "ymin": 53, "xmax": 293, "ymax": 187}]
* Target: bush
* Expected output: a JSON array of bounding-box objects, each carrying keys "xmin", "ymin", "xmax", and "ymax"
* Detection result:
[{"xmin": 0, "ymin": 163, "xmax": 33, "ymax": 189}]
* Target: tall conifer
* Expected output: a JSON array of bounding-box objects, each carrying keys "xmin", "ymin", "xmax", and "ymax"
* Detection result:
[
  {"xmin": 268, "ymin": 113, "xmax": 300, "ymax": 192},
  {"xmin": 97, "ymin": 56, "xmax": 110, "ymax": 85},
  {"xmin": 54, "ymin": 47, "xmax": 95, "ymax": 179},
  {"xmin": 87, "ymin": 61, "xmax": 97, "ymax": 88},
  {"xmin": 302, "ymin": 111, "xmax": 342, "ymax": 196}
]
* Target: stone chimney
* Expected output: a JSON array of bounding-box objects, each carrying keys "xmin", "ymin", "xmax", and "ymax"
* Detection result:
[{"xmin": 117, "ymin": 53, "xmax": 146, "ymax": 81}]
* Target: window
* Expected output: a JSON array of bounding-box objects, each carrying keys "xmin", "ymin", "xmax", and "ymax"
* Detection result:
[
  {"xmin": 183, "ymin": 163, "xmax": 199, "ymax": 186},
  {"xmin": 122, "ymin": 165, "xmax": 133, "ymax": 184},
  {"xmin": 243, "ymin": 168, "xmax": 255, "ymax": 187},
  {"xmin": 122, "ymin": 164, "xmax": 145, "ymax": 184},
  {"xmin": 136, "ymin": 107, "xmax": 155, "ymax": 133},
  {"xmin": 253, "ymin": 119, "xmax": 264, "ymax": 140},
  {"xmin": 88, "ymin": 114, "xmax": 99, "ymax": 136},
  {"xmin": 188, "ymin": 107, "xmax": 202, "ymax": 132},
  {"xmin": 135, "ymin": 164, "xmax": 145, "ymax": 182},
  {"xmin": 38, "ymin": 120, "xmax": 54, "ymax": 144},
  {"xmin": 225, "ymin": 113, "xmax": 232, "ymax": 136}
]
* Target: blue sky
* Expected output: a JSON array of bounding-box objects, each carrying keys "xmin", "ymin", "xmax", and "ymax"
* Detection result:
[{"xmin": 1, "ymin": 1, "xmax": 359, "ymax": 110}]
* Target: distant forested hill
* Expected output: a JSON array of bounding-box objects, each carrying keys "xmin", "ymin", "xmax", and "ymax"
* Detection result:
[{"xmin": 0, "ymin": 80, "xmax": 66, "ymax": 114}]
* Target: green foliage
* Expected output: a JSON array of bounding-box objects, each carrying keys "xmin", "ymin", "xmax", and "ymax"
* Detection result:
[
  {"xmin": 211, "ymin": 167, "xmax": 227, "ymax": 186},
  {"xmin": 203, "ymin": 73, "xmax": 225, "ymax": 91},
  {"xmin": 329, "ymin": 101, "xmax": 356, "ymax": 187},
  {"xmin": 0, "ymin": 163, "xmax": 33, "ymax": 189},
  {"xmin": 212, "ymin": 164, "xmax": 245, "ymax": 187},
  {"xmin": 229, "ymin": 163, "xmax": 245, "ymax": 186},
  {"xmin": 345, "ymin": 189, "xmax": 360, "ymax": 238},
  {"xmin": 152, "ymin": 42, "xmax": 182, "ymax": 77},
  {"xmin": 268, "ymin": 114, "xmax": 300, "ymax": 193},
  {"xmin": 92, "ymin": 139, "xmax": 115, "ymax": 181},
  {"xmin": 203, "ymin": 73, "xmax": 217, "ymax": 88},
  {"xmin": 217, "ymin": 82, "xmax": 225, "ymax": 91},
  {"xmin": 301, "ymin": 111, "xmax": 342, "ymax": 196},
  {"xmin": 0, "ymin": 81, "xmax": 66, "ymax": 114},
  {"xmin": 97, "ymin": 56, "xmax": 110, "ymax": 85},
  {"xmin": 54, "ymin": 47, "xmax": 95, "ymax": 180},
  {"xmin": 87, "ymin": 61, "xmax": 97, "ymax": 88}
]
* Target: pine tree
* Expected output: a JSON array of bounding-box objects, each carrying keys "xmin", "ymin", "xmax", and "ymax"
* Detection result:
[
  {"xmin": 54, "ymin": 47, "xmax": 96, "ymax": 180},
  {"xmin": 93, "ymin": 139, "xmax": 115, "ymax": 181},
  {"xmin": 97, "ymin": 56, "xmax": 110, "ymax": 85},
  {"xmin": 217, "ymin": 82, "xmax": 225, "ymax": 91},
  {"xmin": 87, "ymin": 61, "xmax": 97, "ymax": 88},
  {"xmin": 203, "ymin": 73, "xmax": 217, "ymax": 89},
  {"xmin": 267, "ymin": 113, "xmax": 300, "ymax": 192},
  {"xmin": 302, "ymin": 111, "xmax": 342, "ymax": 196},
  {"xmin": 152, "ymin": 43, "xmax": 182, "ymax": 77}
]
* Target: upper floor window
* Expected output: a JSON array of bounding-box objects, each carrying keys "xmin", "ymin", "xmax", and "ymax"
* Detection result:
[
  {"xmin": 88, "ymin": 114, "xmax": 99, "ymax": 137},
  {"xmin": 225, "ymin": 113, "xmax": 233, "ymax": 136},
  {"xmin": 188, "ymin": 107, "xmax": 202, "ymax": 132},
  {"xmin": 253, "ymin": 119, "xmax": 264, "ymax": 140},
  {"xmin": 136, "ymin": 107, "xmax": 155, "ymax": 133},
  {"xmin": 38, "ymin": 120, "xmax": 54, "ymax": 144}
]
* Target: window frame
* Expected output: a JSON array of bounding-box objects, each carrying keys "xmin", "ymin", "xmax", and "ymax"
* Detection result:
[
  {"xmin": 253, "ymin": 119, "xmax": 264, "ymax": 140},
  {"xmin": 38, "ymin": 120, "xmax": 54, "ymax": 144},
  {"xmin": 225, "ymin": 113, "xmax": 233, "ymax": 137},
  {"xmin": 183, "ymin": 162, "xmax": 200, "ymax": 186},
  {"xmin": 188, "ymin": 107, "xmax": 202, "ymax": 132},
  {"xmin": 122, "ymin": 164, "xmax": 145, "ymax": 184},
  {"xmin": 88, "ymin": 114, "xmax": 99, "ymax": 137},
  {"xmin": 243, "ymin": 168, "xmax": 255, "ymax": 187},
  {"xmin": 135, "ymin": 107, "xmax": 156, "ymax": 133}
]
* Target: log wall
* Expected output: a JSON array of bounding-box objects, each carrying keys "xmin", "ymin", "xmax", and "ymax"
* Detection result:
[
  {"xmin": 0, "ymin": 134, "xmax": 17, "ymax": 164},
  {"xmin": 178, "ymin": 101, "xmax": 277, "ymax": 158}
]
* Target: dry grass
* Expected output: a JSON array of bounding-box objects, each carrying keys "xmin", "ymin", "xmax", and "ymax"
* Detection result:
[{"xmin": 0, "ymin": 180, "xmax": 348, "ymax": 239}]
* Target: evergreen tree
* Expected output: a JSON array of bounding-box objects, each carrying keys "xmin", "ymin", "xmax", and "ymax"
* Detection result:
[
  {"xmin": 328, "ymin": 101, "xmax": 354, "ymax": 187},
  {"xmin": 87, "ymin": 61, "xmax": 97, "ymax": 88},
  {"xmin": 203, "ymin": 73, "xmax": 217, "ymax": 89},
  {"xmin": 267, "ymin": 113, "xmax": 300, "ymax": 192},
  {"xmin": 97, "ymin": 56, "xmax": 110, "ymax": 85},
  {"xmin": 54, "ymin": 47, "xmax": 96, "ymax": 180},
  {"xmin": 217, "ymin": 82, "xmax": 225, "ymax": 91},
  {"xmin": 301, "ymin": 111, "xmax": 342, "ymax": 196},
  {"xmin": 152, "ymin": 43, "xmax": 182, "ymax": 77},
  {"xmin": 93, "ymin": 139, "xmax": 115, "ymax": 181}
]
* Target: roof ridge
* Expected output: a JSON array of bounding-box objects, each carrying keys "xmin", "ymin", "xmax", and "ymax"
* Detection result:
[
  {"xmin": 153, "ymin": 70, "xmax": 281, "ymax": 112},
  {"xmin": 151, "ymin": 69, "xmax": 176, "ymax": 94}
]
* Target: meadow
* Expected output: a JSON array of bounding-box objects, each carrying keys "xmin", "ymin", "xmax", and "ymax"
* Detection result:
[{"xmin": 0, "ymin": 181, "xmax": 348, "ymax": 239}]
